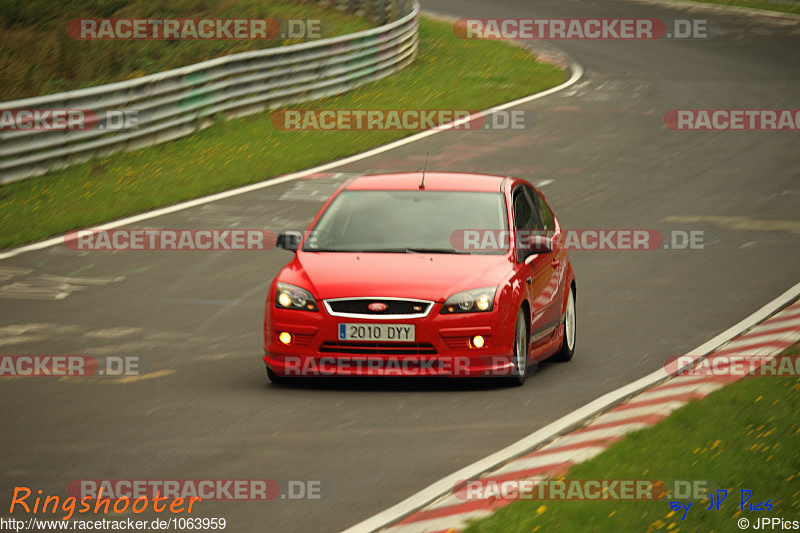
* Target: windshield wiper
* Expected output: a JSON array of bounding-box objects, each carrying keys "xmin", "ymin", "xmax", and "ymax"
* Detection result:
[
  {"xmin": 404, "ymin": 248, "xmax": 470, "ymax": 254},
  {"xmin": 307, "ymin": 247, "xmax": 412, "ymax": 253},
  {"xmin": 306, "ymin": 247, "xmax": 470, "ymax": 254},
  {"xmin": 305, "ymin": 247, "xmax": 369, "ymax": 252}
]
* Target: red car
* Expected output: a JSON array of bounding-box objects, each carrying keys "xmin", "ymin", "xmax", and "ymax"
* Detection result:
[{"xmin": 263, "ymin": 172, "xmax": 576, "ymax": 386}]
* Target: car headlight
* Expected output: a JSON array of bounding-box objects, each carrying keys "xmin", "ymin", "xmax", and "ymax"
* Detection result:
[
  {"xmin": 275, "ymin": 282, "xmax": 318, "ymax": 311},
  {"xmin": 441, "ymin": 287, "xmax": 496, "ymax": 314}
]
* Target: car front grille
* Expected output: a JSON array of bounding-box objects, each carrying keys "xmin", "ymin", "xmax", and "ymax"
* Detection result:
[{"xmin": 324, "ymin": 298, "xmax": 433, "ymax": 318}]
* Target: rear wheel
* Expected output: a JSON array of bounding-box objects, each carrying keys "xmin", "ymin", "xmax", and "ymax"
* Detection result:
[
  {"xmin": 550, "ymin": 285, "xmax": 575, "ymax": 362},
  {"xmin": 506, "ymin": 310, "xmax": 529, "ymax": 386}
]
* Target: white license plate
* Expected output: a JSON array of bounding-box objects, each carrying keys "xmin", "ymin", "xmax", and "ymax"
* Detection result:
[{"xmin": 338, "ymin": 323, "xmax": 415, "ymax": 342}]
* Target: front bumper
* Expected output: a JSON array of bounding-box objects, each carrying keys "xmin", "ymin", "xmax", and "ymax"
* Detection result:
[{"xmin": 264, "ymin": 302, "xmax": 515, "ymax": 378}]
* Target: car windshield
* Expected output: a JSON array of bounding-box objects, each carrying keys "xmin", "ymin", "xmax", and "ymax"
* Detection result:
[{"xmin": 302, "ymin": 190, "xmax": 508, "ymax": 254}]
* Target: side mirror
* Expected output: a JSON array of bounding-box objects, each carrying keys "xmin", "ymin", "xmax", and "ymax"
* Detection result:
[
  {"xmin": 522, "ymin": 234, "xmax": 552, "ymax": 262},
  {"xmin": 276, "ymin": 231, "xmax": 302, "ymax": 252},
  {"xmin": 527, "ymin": 234, "xmax": 553, "ymax": 254}
]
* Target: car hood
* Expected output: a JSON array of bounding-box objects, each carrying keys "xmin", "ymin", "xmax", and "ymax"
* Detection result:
[{"xmin": 284, "ymin": 252, "xmax": 513, "ymax": 301}]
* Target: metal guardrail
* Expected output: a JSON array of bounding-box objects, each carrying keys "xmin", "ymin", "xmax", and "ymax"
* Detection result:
[{"xmin": 0, "ymin": 1, "xmax": 419, "ymax": 185}]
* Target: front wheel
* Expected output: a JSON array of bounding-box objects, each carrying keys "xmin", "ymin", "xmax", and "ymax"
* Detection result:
[
  {"xmin": 550, "ymin": 285, "xmax": 575, "ymax": 362},
  {"xmin": 505, "ymin": 310, "xmax": 529, "ymax": 386}
]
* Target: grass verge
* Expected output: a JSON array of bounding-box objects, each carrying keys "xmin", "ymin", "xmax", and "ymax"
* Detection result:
[
  {"xmin": 464, "ymin": 342, "xmax": 800, "ymax": 532},
  {"xmin": 0, "ymin": 0, "xmax": 373, "ymax": 101},
  {"xmin": 0, "ymin": 17, "xmax": 567, "ymax": 250},
  {"xmin": 653, "ymin": 0, "xmax": 800, "ymax": 14}
]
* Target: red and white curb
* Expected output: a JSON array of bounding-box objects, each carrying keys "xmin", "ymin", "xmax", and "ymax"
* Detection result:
[{"xmin": 366, "ymin": 297, "xmax": 800, "ymax": 533}]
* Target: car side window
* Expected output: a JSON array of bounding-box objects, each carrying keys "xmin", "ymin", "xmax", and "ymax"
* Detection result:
[
  {"xmin": 513, "ymin": 186, "xmax": 541, "ymax": 262},
  {"xmin": 534, "ymin": 193, "xmax": 556, "ymax": 232},
  {"xmin": 513, "ymin": 189, "xmax": 533, "ymax": 230}
]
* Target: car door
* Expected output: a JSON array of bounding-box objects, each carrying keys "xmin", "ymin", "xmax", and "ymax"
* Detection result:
[
  {"xmin": 512, "ymin": 185, "xmax": 555, "ymax": 349},
  {"xmin": 531, "ymin": 189, "xmax": 566, "ymax": 338}
]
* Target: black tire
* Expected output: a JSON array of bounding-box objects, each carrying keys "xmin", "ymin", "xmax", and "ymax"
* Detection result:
[
  {"xmin": 266, "ymin": 366, "xmax": 292, "ymax": 385},
  {"xmin": 506, "ymin": 309, "xmax": 529, "ymax": 386},
  {"xmin": 550, "ymin": 285, "xmax": 576, "ymax": 362}
]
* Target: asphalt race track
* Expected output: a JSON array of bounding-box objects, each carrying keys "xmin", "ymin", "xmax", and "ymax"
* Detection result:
[{"xmin": 1, "ymin": 0, "xmax": 799, "ymax": 531}]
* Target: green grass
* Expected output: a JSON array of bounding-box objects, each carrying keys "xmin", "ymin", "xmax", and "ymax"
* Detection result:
[
  {"xmin": 0, "ymin": 17, "xmax": 567, "ymax": 250},
  {"xmin": 0, "ymin": 0, "xmax": 374, "ymax": 101},
  {"xmin": 654, "ymin": 0, "xmax": 800, "ymax": 14},
  {"xmin": 464, "ymin": 342, "xmax": 800, "ymax": 532}
]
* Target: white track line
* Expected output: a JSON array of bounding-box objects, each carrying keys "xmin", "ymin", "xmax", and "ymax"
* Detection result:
[
  {"xmin": 343, "ymin": 280, "xmax": 800, "ymax": 533},
  {"xmin": 0, "ymin": 55, "xmax": 585, "ymax": 261}
]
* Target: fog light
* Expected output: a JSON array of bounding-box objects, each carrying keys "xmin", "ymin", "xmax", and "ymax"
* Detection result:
[
  {"xmin": 472, "ymin": 335, "xmax": 485, "ymax": 348},
  {"xmin": 279, "ymin": 332, "xmax": 292, "ymax": 345}
]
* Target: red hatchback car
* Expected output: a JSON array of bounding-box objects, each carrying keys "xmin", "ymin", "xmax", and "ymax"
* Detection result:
[{"xmin": 263, "ymin": 172, "xmax": 576, "ymax": 386}]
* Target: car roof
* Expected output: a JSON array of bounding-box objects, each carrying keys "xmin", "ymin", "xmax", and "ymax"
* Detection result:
[{"xmin": 344, "ymin": 172, "xmax": 509, "ymax": 192}]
